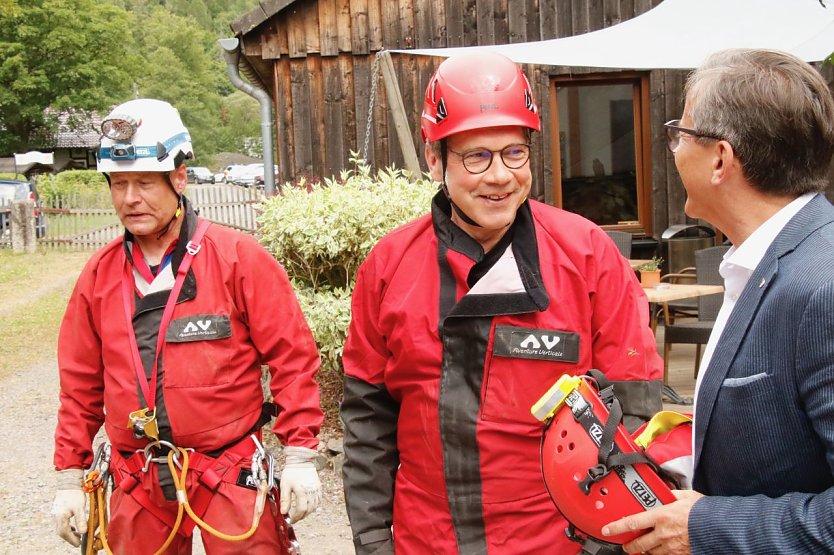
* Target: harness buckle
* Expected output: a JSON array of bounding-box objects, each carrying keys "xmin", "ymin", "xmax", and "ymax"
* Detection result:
[
  {"xmin": 138, "ymin": 440, "xmax": 192, "ymax": 473},
  {"xmin": 186, "ymin": 241, "xmax": 201, "ymax": 256}
]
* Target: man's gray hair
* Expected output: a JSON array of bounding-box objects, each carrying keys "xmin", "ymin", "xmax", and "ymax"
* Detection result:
[{"xmin": 685, "ymin": 48, "xmax": 834, "ymax": 196}]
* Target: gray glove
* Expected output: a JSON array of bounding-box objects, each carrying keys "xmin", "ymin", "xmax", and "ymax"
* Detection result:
[
  {"xmin": 280, "ymin": 446, "xmax": 322, "ymax": 523},
  {"xmin": 51, "ymin": 469, "xmax": 86, "ymax": 547}
]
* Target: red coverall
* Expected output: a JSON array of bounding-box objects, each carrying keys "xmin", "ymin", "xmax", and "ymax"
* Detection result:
[
  {"xmin": 54, "ymin": 204, "xmax": 322, "ymax": 554},
  {"xmin": 342, "ymin": 194, "xmax": 663, "ymax": 554}
]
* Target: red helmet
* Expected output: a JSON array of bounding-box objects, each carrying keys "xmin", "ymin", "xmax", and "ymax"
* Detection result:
[
  {"xmin": 532, "ymin": 375, "xmax": 683, "ymax": 548},
  {"xmin": 420, "ymin": 51, "xmax": 540, "ymax": 142}
]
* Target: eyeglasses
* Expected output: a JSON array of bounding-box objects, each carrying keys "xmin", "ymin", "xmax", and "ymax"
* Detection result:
[
  {"xmin": 447, "ymin": 143, "xmax": 531, "ymax": 174},
  {"xmin": 663, "ymin": 119, "xmax": 723, "ymax": 153}
]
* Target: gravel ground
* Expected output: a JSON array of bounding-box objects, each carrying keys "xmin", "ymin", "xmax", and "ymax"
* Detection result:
[{"xmin": 0, "ymin": 359, "xmax": 354, "ymax": 554}]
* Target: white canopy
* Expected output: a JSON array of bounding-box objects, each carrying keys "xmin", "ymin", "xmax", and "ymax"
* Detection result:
[
  {"xmin": 14, "ymin": 151, "xmax": 54, "ymax": 166},
  {"xmin": 399, "ymin": 0, "xmax": 834, "ymax": 69}
]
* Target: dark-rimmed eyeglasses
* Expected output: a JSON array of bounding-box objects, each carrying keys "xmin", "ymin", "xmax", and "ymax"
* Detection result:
[
  {"xmin": 663, "ymin": 119, "xmax": 723, "ymax": 153},
  {"xmin": 447, "ymin": 143, "xmax": 531, "ymax": 174}
]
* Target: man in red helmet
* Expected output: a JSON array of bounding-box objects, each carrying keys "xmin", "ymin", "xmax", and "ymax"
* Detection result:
[{"xmin": 341, "ymin": 52, "xmax": 663, "ymax": 554}]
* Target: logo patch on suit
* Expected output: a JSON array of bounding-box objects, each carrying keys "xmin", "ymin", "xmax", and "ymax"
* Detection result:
[
  {"xmin": 235, "ymin": 468, "xmax": 259, "ymax": 491},
  {"xmin": 166, "ymin": 314, "xmax": 232, "ymax": 343},
  {"xmin": 492, "ymin": 325, "xmax": 580, "ymax": 363}
]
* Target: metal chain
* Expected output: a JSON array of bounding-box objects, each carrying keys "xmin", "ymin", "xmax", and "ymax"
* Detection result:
[{"xmin": 362, "ymin": 52, "xmax": 382, "ymax": 162}]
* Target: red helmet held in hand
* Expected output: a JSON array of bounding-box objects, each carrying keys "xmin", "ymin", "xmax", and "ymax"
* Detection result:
[
  {"xmin": 531, "ymin": 374, "xmax": 689, "ymax": 550},
  {"xmin": 421, "ymin": 51, "xmax": 540, "ymax": 142}
]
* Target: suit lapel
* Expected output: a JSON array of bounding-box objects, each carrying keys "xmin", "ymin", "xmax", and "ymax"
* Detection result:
[{"xmin": 693, "ymin": 195, "xmax": 834, "ymax": 472}]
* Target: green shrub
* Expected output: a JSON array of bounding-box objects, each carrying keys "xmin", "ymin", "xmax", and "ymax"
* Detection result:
[
  {"xmin": 258, "ymin": 160, "xmax": 437, "ymax": 427},
  {"xmin": 37, "ymin": 170, "xmax": 107, "ymax": 204}
]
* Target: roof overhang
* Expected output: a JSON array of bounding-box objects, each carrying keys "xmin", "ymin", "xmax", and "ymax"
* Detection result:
[{"xmin": 398, "ymin": 0, "xmax": 834, "ymax": 69}]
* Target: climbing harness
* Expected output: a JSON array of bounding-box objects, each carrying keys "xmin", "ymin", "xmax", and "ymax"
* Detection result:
[{"xmin": 82, "ymin": 435, "xmax": 299, "ymax": 554}]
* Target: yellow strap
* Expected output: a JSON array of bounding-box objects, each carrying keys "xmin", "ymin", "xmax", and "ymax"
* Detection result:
[{"xmin": 634, "ymin": 410, "xmax": 692, "ymax": 449}]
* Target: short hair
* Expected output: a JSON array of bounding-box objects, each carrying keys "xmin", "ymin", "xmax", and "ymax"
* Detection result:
[{"xmin": 685, "ymin": 48, "xmax": 834, "ymax": 196}]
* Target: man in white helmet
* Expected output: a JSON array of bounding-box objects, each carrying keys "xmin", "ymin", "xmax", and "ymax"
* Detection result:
[{"xmin": 51, "ymin": 98, "xmax": 323, "ymax": 554}]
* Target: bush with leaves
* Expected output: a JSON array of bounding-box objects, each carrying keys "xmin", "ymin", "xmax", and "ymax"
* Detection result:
[
  {"xmin": 258, "ymin": 160, "xmax": 437, "ymax": 427},
  {"xmin": 36, "ymin": 170, "xmax": 108, "ymax": 205}
]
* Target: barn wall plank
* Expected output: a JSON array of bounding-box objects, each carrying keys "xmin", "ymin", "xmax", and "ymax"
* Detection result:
[
  {"xmin": 318, "ymin": 0, "xmax": 338, "ymax": 56},
  {"xmin": 350, "ymin": 0, "xmax": 370, "ymax": 54},
  {"xmin": 323, "ymin": 57, "xmax": 347, "ymax": 176},
  {"xmin": 290, "ymin": 59, "xmax": 314, "ymax": 176},
  {"xmin": 307, "ymin": 55, "xmax": 325, "ymax": 176}
]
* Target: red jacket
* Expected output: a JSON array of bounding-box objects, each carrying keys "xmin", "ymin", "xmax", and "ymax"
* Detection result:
[
  {"xmin": 54, "ymin": 210, "xmax": 322, "ymax": 470},
  {"xmin": 342, "ymin": 196, "xmax": 662, "ymax": 554}
]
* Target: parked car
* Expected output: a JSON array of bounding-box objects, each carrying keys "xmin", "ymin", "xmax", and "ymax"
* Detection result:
[
  {"xmin": 186, "ymin": 166, "xmax": 214, "ymax": 184},
  {"xmin": 218, "ymin": 164, "xmax": 248, "ymax": 184},
  {"xmin": 0, "ymin": 179, "xmax": 47, "ymax": 238},
  {"xmin": 253, "ymin": 165, "xmax": 280, "ymax": 189},
  {"xmin": 231, "ymin": 163, "xmax": 266, "ymax": 188}
]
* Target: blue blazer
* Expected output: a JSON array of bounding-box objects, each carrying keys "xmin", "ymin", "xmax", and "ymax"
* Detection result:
[{"xmin": 690, "ymin": 194, "xmax": 834, "ymax": 553}]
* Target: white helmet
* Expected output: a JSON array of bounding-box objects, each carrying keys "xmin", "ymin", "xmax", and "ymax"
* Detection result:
[{"xmin": 97, "ymin": 98, "xmax": 193, "ymax": 173}]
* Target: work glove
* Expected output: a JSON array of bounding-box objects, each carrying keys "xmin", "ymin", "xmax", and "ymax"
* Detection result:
[
  {"xmin": 51, "ymin": 469, "xmax": 87, "ymax": 547},
  {"xmin": 280, "ymin": 445, "xmax": 322, "ymax": 523}
]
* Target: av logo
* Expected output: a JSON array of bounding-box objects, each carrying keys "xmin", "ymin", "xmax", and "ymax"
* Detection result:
[
  {"xmin": 520, "ymin": 334, "xmax": 561, "ymax": 350},
  {"xmin": 182, "ymin": 319, "xmax": 212, "ymax": 334}
]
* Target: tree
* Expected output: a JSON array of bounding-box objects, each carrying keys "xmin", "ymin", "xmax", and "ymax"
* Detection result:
[
  {"xmin": 0, "ymin": 0, "xmax": 137, "ymax": 154},
  {"xmin": 127, "ymin": 6, "xmax": 226, "ymax": 162}
]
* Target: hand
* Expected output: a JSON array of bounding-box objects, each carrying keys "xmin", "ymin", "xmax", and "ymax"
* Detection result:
[
  {"xmin": 601, "ymin": 490, "xmax": 703, "ymax": 555},
  {"xmin": 51, "ymin": 469, "xmax": 86, "ymax": 547},
  {"xmin": 280, "ymin": 446, "xmax": 322, "ymax": 523}
]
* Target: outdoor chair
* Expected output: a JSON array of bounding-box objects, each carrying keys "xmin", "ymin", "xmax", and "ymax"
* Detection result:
[
  {"xmin": 605, "ymin": 230, "xmax": 632, "ymax": 258},
  {"xmin": 662, "ymin": 245, "xmax": 729, "ymax": 378}
]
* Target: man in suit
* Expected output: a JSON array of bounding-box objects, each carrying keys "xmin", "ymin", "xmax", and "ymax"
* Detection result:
[{"xmin": 602, "ymin": 48, "xmax": 834, "ymax": 554}]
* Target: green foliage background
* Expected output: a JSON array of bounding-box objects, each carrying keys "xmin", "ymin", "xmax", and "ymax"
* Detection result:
[
  {"xmin": 0, "ymin": 0, "xmax": 262, "ymax": 163},
  {"xmin": 258, "ymin": 161, "xmax": 437, "ymax": 427}
]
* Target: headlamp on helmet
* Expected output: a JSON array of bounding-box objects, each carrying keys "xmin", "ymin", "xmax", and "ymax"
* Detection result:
[
  {"xmin": 97, "ymin": 99, "xmax": 194, "ymax": 174},
  {"xmin": 101, "ymin": 114, "xmax": 140, "ymax": 141}
]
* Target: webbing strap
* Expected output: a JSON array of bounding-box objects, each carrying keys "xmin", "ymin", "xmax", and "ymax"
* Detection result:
[
  {"xmin": 121, "ymin": 219, "xmax": 211, "ymax": 410},
  {"xmin": 566, "ymin": 386, "xmax": 660, "ymax": 510},
  {"xmin": 107, "ymin": 432, "xmax": 257, "ymax": 536}
]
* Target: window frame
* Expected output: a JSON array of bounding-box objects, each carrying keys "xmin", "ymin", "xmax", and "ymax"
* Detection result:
[{"xmin": 549, "ymin": 71, "xmax": 653, "ymax": 236}]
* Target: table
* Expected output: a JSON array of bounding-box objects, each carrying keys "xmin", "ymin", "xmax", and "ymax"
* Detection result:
[
  {"xmin": 643, "ymin": 283, "xmax": 724, "ymax": 304},
  {"xmin": 643, "ymin": 283, "xmax": 724, "ymax": 405}
]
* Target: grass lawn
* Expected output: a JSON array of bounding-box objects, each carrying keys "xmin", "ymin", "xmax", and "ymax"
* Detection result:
[{"xmin": 0, "ymin": 249, "xmax": 90, "ymax": 379}]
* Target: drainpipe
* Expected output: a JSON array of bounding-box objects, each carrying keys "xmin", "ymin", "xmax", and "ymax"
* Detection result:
[{"xmin": 218, "ymin": 37, "xmax": 278, "ymax": 196}]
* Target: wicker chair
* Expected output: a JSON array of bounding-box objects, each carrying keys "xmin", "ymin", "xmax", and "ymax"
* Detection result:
[
  {"xmin": 605, "ymin": 230, "xmax": 632, "ymax": 258},
  {"xmin": 662, "ymin": 245, "xmax": 729, "ymax": 380}
]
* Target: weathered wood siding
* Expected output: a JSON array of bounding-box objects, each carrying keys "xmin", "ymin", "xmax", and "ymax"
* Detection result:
[{"xmin": 239, "ymin": 0, "xmax": 834, "ymax": 237}]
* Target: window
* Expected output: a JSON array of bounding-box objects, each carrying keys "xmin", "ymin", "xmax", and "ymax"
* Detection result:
[{"xmin": 550, "ymin": 73, "xmax": 652, "ymax": 235}]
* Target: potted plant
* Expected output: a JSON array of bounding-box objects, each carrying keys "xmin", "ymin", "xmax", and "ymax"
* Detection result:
[{"xmin": 637, "ymin": 256, "xmax": 663, "ymax": 288}]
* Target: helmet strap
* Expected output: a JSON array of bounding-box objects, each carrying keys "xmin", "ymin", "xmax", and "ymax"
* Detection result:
[
  {"xmin": 155, "ymin": 171, "xmax": 184, "ymax": 240},
  {"xmin": 440, "ymin": 141, "xmax": 482, "ymax": 228}
]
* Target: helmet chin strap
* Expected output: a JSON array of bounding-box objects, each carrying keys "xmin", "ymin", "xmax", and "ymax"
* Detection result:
[
  {"xmin": 440, "ymin": 141, "xmax": 482, "ymax": 228},
  {"xmin": 155, "ymin": 173, "xmax": 183, "ymax": 240}
]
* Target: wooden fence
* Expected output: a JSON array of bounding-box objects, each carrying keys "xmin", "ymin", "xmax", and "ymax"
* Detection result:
[{"xmin": 1, "ymin": 184, "xmax": 263, "ymax": 251}]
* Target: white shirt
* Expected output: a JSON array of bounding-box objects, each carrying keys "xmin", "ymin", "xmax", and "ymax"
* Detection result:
[{"xmin": 691, "ymin": 193, "xmax": 815, "ymax": 461}]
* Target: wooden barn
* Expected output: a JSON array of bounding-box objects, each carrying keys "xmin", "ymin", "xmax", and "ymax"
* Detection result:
[{"xmin": 229, "ymin": 0, "xmax": 834, "ymax": 253}]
